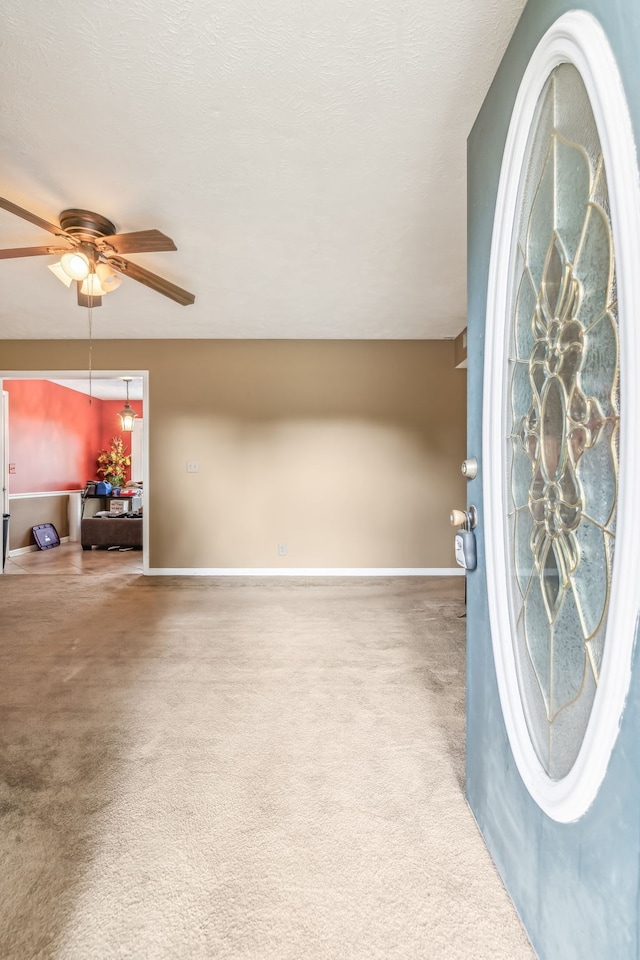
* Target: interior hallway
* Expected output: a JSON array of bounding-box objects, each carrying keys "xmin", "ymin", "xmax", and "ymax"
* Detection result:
[{"xmin": 0, "ymin": 553, "xmax": 534, "ymax": 959}]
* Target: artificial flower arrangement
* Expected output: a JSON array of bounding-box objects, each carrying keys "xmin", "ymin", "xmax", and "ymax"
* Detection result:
[{"xmin": 96, "ymin": 436, "xmax": 131, "ymax": 489}]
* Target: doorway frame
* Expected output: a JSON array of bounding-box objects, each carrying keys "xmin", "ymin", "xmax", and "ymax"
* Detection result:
[{"xmin": 0, "ymin": 369, "xmax": 150, "ymax": 575}]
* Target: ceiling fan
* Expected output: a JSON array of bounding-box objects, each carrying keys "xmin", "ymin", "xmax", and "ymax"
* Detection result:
[{"xmin": 0, "ymin": 196, "xmax": 195, "ymax": 307}]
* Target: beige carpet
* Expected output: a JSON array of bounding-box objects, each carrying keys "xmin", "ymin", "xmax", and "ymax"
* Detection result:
[{"xmin": 0, "ymin": 574, "xmax": 534, "ymax": 960}]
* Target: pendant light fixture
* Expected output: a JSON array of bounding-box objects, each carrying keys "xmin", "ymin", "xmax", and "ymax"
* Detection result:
[{"xmin": 118, "ymin": 377, "xmax": 138, "ymax": 431}]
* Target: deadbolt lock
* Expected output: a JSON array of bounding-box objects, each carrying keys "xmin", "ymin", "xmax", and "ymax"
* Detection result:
[{"xmin": 461, "ymin": 457, "xmax": 478, "ymax": 480}]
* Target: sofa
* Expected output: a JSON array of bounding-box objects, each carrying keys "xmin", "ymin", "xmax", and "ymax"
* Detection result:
[{"xmin": 81, "ymin": 517, "xmax": 143, "ymax": 550}]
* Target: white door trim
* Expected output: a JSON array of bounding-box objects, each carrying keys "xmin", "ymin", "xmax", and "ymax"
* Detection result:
[
  {"xmin": 1, "ymin": 391, "xmax": 8, "ymax": 517},
  {"xmin": 0, "ymin": 370, "xmax": 151, "ymax": 576}
]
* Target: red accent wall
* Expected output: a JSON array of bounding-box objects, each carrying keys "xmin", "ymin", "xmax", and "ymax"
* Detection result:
[{"xmin": 5, "ymin": 381, "xmax": 143, "ymax": 494}]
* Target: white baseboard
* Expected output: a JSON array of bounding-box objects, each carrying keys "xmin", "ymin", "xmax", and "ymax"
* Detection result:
[
  {"xmin": 145, "ymin": 567, "xmax": 464, "ymax": 577},
  {"xmin": 9, "ymin": 535, "xmax": 71, "ymax": 557}
]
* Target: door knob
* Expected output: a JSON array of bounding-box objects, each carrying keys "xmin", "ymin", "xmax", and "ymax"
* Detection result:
[{"xmin": 450, "ymin": 505, "xmax": 478, "ymax": 529}]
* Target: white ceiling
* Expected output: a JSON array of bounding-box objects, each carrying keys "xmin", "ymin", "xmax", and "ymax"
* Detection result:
[
  {"xmin": 0, "ymin": 0, "xmax": 526, "ymax": 341},
  {"xmin": 51, "ymin": 378, "xmax": 144, "ymax": 401}
]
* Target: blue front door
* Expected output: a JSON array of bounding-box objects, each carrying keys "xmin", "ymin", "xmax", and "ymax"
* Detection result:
[{"xmin": 466, "ymin": 4, "xmax": 640, "ymax": 958}]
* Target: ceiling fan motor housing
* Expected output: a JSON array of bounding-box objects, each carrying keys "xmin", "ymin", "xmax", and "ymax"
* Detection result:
[{"xmin": 59, "ymin": 209, "xmax": 117, "ymax": 241}]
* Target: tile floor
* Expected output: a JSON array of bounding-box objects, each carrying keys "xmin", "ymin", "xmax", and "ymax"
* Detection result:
[{"xmin": 3, "ymin": 541, "xmax": 143, "ymax": 576}]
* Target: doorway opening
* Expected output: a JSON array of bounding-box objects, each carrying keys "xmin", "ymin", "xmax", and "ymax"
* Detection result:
[{"xmin": 0, "ymin": 369, "xmax": 150, "ymax": 576}]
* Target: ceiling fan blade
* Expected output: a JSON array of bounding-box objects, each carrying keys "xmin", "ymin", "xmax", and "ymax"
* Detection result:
[
  {"xmin": 0, "ymin": 197, "xmax": 65, "ymax": 237},
  {"xmin": 108, "ymin": 257, "xmax": 195, "ymax": 306},
  {"xmin": 0, "ymin": 245, "xmax": 66, "ymax": 259},
  {"xmin": 100, "ymin": 229, "xmax": 177, "ymax": 255}
]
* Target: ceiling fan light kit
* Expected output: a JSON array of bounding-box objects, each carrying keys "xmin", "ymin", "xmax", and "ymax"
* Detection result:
[
  {"xmin": 80, "ymin": 273, "xmax": 107, "ymax": 298},
  {"xmin": 95, "ymin": 261, "xmax": 122, "ymax": 292},
  {"xmin": 0, "ymin": 198, "xmax": 195, "ymax": 307},
  {"xmin": 47, "ymin": 260, "xmax": 73, "ymax": 287},
  {"xmin": 59, "ymin": 248, "xmax": 91, "ymax": 281}
]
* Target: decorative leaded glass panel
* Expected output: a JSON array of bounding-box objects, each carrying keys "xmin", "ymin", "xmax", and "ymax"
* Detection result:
[{"xmin": 506, "ymin": 63, "xmax": 619, "ymax": 780}]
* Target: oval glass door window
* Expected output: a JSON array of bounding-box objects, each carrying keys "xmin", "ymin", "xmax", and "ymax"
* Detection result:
[{"xmin": 507, "ymin": 62, "xmax": 618, "ymax": 780}]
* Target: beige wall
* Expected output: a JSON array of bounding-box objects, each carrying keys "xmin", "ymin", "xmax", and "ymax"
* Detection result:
[
  {"xmin": 9, "ymin": 495, "xmax": 70, "ymax": 550},
  {"xmin": 1, "ymin": 340, "xmax": 466, "ymax": 569}
]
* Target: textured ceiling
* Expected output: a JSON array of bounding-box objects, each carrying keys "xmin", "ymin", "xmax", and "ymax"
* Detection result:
[
  {"xmin": 0, "ymin": 0, "xmax": 527, "ymax": 340},
  {"xmin": 51, "ymin": 379, "xmax": 144, "ymax": 402}
]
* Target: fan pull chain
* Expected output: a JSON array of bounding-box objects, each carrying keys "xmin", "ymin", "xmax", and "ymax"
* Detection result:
[{"xmin": 88, "ymin": 304, "xmax": 93, "ymax": 405}]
